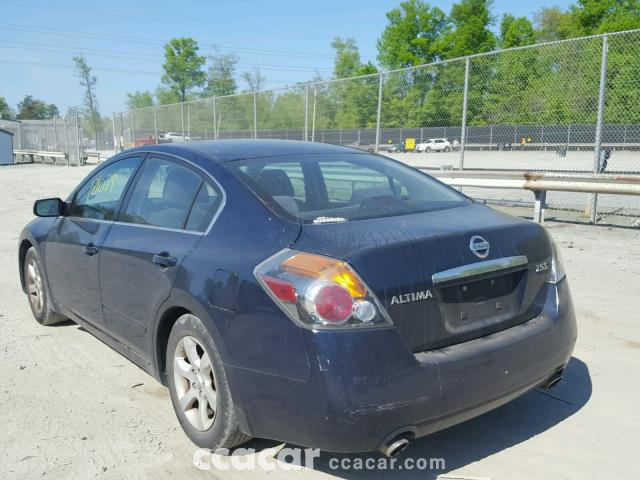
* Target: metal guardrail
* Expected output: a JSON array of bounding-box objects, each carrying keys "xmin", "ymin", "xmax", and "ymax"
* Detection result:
[{"xmin": 426, "ymin": 169, "xmax": 640, "ymax": 222}]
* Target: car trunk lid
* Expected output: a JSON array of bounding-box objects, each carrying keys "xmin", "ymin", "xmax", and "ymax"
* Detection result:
[{"xmin": 292, "ymin": 202, "xmax": 552, "ymax": 352}]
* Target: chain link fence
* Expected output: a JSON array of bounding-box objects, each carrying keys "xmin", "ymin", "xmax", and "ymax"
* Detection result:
[
  {"xmin": 1, "ymin": 115, "xmax": 114, "ymax": 165},
  {"xmin": 5, "ymin": 29, "xmax": 639, "ymax": 222}
]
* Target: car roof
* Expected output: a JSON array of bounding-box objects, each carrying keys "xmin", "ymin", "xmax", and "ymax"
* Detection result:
[{"xmin": 127, "ymin": 139, "xmax": 363, "ymax": 163}]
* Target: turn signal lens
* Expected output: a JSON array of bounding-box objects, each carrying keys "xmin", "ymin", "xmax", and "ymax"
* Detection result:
[
  {"xmin": 254, "ymin": 249, "xmax": 393, "ymax": 329},
  {"xmin": 282, "ymin": 254, "xmax": 367, "ymax": 297}
]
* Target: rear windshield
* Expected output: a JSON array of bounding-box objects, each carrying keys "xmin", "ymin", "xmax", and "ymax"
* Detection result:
[{"xmin": 225, "ymin": 153, "xmax": 469, "ymax": 224}]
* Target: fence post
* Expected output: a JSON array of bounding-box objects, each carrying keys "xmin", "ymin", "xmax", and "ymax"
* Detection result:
[
  {"xmin": 187, "ymin": 104, "xmax": 191, "ymax": 141},
  {"xmin": 304, "ymin": 84, "xmax": 309, "ymax": 141},
  {"xmin": 53, "ymin": 117, "xmax": 58, "ymax": 150},
  {"xmin": 112, "ymin": 112, "xmax": 117, "ymax": 152},
  {"xmin": 181, "ymin": 103, "xmax": 185, "ymax": 139},
  {"xmin": 311, "ymin": 86, "xmax": 317, "ymax": 142},
  {"xmin": 590, "ymin": 34, "xmax": 609, "ymax": 223},
  {"xmin": 64, "ymin": 117, "xmax": 70, "ymax": 165},
  {"xmin": 375, "ymin": 73, "xmax": 383, "ymax": 153},
  {"xmin": 75, "ymin": 114, "xmax": 81, "ymax": 167},
  {"xmin": 131, "ymin": 109, "xmax": 135, "ymax": 147},
  {"xmin": 459, "ymin": 57, "xmax": 470, "ymax": 170},
  {"xmin": 212, "ymin": 97, "xmax": 217, "ymax": 139},
  {"xmin": 119, "ymin": 113, "xmax": 124, "ymax": 151},
  {"xmin": 153, "ymin": 106, "xmax": 158, "ymax": 144},
  {"xmin": 253, "ymin": 92, "xmax": 258, "ymax": 139}
]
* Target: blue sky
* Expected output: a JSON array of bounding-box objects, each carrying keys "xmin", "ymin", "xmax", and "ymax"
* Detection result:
[{"xmin": 0, "ymin": 0, "xmax": 573, "ymax": 115}]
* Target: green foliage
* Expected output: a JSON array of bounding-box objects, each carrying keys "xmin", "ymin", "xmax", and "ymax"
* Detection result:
[
  {"xmin": 570, "ymin": 0, "xmax": 640, "ymax": 35},
  {"xmin": 16, "ymin": 95, "xmax": 58, "ymax": 120},
  {"xmin": 155, "ymin": 87, "xmax": 182, "ymax": 106},
  {"xmin": 377, "ymin": 0, "xmax": 447, "ymax": 68},
  {"xmin": 437, "ymin": 0, "xmax": 496, "ymax": 59},
  {"xmin": 501, "ymin": 16, "xmax": 536, "ymax": 48},
  {"xmin": 204, "ymin": 54, "xmax": 238, "ymax": 97},
  {"xmin": 331, "ymin": 38, "xmax": 362, "ymax": 78},
  {"xmin": 162, "ymin": 37, "xmax": 206, "ymax": 102},
  {"xmin": 0, "ymin": 96, "xmax": 13, "ymax": 119},
  {"xmin": 126, "ymin": 91, "xmax": 154, "ymax": 110},
  {"xmin": 120, "ymin": 0, "xmax": 640, "ymax": 136},
  {"xmin": 534, "ymin": 7, "xmax": 576, "ymax": 41}
]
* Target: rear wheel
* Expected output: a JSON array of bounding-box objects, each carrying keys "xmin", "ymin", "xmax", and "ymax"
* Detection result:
[
  {"xmin": 426, "ymin": 147, "xmax": 431, "ymax": 153},
  {"xmin": 167, "ymin": 314, "xmax": 251, "ymax": 450},
  {"xmin": 24, "ymin": 247, "xmax": 67, "ymax": 326}
]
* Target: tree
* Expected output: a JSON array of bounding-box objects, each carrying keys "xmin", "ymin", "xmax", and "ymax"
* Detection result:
[
  {"xmin": 437, "ymin": 0, "xmax": 496, "ymax": 59},
  {"xmin": 377, "ymin": 0, "xmax": 448, "ymax": 69},
  {"xmin": 16, "ymin": 95, "xmax": 58, "ymax": 119},
  {"xmin": 155, "ymin": 86, "xmax": 182, "ymax": 105},
  {"xmin": 162, "ymin": 37, "xmax": 206, "ymax": 102},
  {"xmin": 501, "ymin": 16, "xmax": 536, "ymax": 48},
  {"xmin": 125, "ymin": 91, "xmax": 154, "ymax": 110},
  {"xmin": 0, "ymin": 97, "xmax": 13, "ymax": 119},
  {"xmin": 534, "ymin": 7, "xmax": 575, "ymax": 41},
  {"xmin": 204, "ymin": 53, "xmax": 238, "ymax": 97},
  {"xmin": 331, "ymin": 38, "xmax": 362, "ymax": 78},
  {"xmin": 569, "ymin": 0, "xmax": 640, "ymax": 35},
  {"xmin": 72, "ymin": 55, "xmax": 101, "ymax": 144},
  {"xmin": 47, "ymin": 104, "xmax": 60, "ymax": 118},
  {"xmin": 242, "ymin": 68, "xmax": 266, "ymax": 92}
]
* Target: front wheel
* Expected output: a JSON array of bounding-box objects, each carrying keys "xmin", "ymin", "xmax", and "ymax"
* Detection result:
[
  {"xmin": 167, "ymin": 314, "xmax": 251, "ymax": 450},
  {"xmin": 24, "ymin": 247, "xmax": 67, "ymax": 326},
  {"xmin": 425, "ymin": 147, "xmax": 431, "ymax": 153}
]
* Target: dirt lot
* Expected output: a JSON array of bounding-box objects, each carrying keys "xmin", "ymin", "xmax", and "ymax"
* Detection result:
[{"xmin": 1, "ymin": 163, "xmax": 639, "ymax": 479}]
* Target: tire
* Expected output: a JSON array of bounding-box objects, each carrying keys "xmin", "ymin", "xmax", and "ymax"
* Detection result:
[
  {"xmin": 445, "ymin": 146, "xmax": 451, "ymax": 152},
  {"xmin": 24, "ymin": 247, "xmax": 67, "ymax": 326},
  {"xmin": 426, "ymin": 147, "xmax": 431, "ymax": 153},
  {"xmin": 167, "ymin": 314, "xmax": 251, "ymax": 450}
]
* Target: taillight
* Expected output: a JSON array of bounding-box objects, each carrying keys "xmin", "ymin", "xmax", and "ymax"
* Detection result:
[{"xmin": 254, "ymin": 249, "xmax": 393, "ymax": 329}]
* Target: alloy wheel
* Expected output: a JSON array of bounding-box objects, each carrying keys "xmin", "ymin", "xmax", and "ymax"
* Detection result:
[
  {"xmin": 27, "ymin": 258, "xmax": 44, "ymax": 315},
  {"xmin": 173, "ymin": 336, "xmax": 217, "ymax": 431}
]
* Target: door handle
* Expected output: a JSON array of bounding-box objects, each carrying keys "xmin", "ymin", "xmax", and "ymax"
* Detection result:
[
  {"xmin": 152, "ymin": 254, "xmax": 177, "ymax": 267},
  {"xmin": 84, "ymin": 244, "xmax": 99, "ymax": 256}
]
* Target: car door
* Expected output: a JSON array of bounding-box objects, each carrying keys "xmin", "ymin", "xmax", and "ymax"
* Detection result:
[
  {"xmin": 99, "ymin": 155, "xmax": 222, "ymax": 354},
  {"xmin": 44, "ymin": 156, "xmax": 143, "ymax": 326}
]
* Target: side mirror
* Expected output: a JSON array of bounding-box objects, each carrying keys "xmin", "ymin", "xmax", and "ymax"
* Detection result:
[{"xmin": 33, "ymin": 198, "xmax": 66, "ymax": 217}]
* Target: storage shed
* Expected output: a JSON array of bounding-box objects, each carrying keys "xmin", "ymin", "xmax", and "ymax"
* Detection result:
[{"xmin": 0, "ymin": 128, "xmax": 14, "ymax": 165}]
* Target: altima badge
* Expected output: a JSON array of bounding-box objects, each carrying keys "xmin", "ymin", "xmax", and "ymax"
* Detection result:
[{"xmin": 469, "ymin": 235, "xmax": 490, "ymax": 259}]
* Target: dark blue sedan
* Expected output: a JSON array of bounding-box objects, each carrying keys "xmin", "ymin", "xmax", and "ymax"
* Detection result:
[{"xmin": 19, "ymin": 140, "xmax": 576, "ymax": 457}]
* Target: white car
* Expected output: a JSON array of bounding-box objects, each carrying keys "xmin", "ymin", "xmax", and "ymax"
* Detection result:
[
  {"xmin": 415, "ymin": 138, "xmax": 451, "ymax": 152},
  {"xmin": 163, "ymin": 132, "xmax": 190, "ymax": 143}
]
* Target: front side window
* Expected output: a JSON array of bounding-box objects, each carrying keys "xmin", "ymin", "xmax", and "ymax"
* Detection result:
[
  {"xmin": 70, "ymin": 156, "xmax": 142, "ymax": 220},
  {"xmin": 122, "ymin": 157, "xmax": 203, "ymax": 230},
  {"xmin": 225, "ymin": 153, "xmax": 469, "ymax": 224}
]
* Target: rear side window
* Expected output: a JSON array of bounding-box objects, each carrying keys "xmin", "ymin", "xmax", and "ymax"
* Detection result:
[
  {"xmin": 70, "ymin": 157, "xmax": 142, "ymax": 220},
  {"xmin": 225, "ymin": 153, "xmax": 468, "ymax": 224},
  {"xmin": 185, "ymin": 181, "xmax": 221, "ymax": 231},
  {"xmin": 122, "ymin": 157, "xmax": 202, "ymax": 230}
]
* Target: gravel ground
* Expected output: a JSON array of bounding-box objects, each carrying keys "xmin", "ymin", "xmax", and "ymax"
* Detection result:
[{"xmin": 0, "ymin": 163, "xmax": 639, "ymax": 479}]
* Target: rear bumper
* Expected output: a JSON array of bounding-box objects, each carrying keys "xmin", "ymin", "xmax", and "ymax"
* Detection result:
[{"xmin": 230, "ymin": 280, "xmax": 577, "ymax": 453}]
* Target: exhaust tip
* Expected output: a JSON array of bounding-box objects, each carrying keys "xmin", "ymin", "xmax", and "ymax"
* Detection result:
[
  {"xmin": 542, "ymin": 367, "xmax": 565, "ymax": 390},
  {"xmin": 544, "ymin": 375, "xmax": 563, "ymax": 390},
  {"xmin": 378, "ymin": 437, "xmax": 410, "ymax": 457}
]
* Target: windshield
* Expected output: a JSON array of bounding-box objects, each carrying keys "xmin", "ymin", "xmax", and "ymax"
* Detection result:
[{"xmin": 224, "ymin": 153, "xmax": 469, "ymax": 224}]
